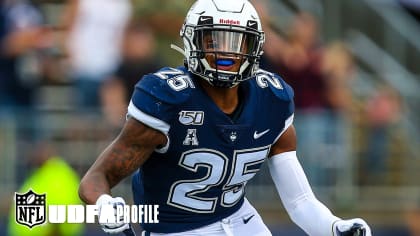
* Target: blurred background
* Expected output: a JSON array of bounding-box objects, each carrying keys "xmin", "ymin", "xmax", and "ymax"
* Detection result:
[{"xmin": 0, "ymin": 0, "xmax": 419, "ymax": 235}]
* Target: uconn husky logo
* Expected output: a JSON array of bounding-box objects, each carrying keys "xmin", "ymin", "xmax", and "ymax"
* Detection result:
[{"xmin": 15, "ymin": 189, "xmax": 46, "ymax": 228}]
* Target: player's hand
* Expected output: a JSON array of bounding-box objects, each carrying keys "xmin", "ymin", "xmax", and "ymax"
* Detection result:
[
  {"xmin": 96, "ymin": 194, "xmax": 130, "ymax": 234},
  {"xmin": 333, "ymin": 218, "xmax": 372, "ymax": 236}
]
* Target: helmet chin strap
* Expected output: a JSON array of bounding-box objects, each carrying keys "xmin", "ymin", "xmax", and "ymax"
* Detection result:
[{"xmin": 170, "ymin": 44, "xmax": 186, "ymax": 57}]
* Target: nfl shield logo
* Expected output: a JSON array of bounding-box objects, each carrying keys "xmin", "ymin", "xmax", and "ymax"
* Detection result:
[{"xmin": 15, "ymin": 189, "xmax": 46, "ymax": 228}]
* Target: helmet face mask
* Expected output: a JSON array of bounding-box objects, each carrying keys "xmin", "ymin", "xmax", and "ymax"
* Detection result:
[{"xmin": 181, "ymin": 0, "xmax": 265, "ymax": 88}]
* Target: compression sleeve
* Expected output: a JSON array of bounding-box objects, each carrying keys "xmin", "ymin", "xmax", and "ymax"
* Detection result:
[{"xmin": 267, "ymin": 151, "xmax": 340, "ymax": 236}]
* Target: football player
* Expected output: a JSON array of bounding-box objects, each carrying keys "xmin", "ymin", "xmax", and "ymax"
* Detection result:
[{"xmin": 79, "ymin": 0, "xmax": 372, "ymax": 235}]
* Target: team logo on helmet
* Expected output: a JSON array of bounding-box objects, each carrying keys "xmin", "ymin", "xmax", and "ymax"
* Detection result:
[{"xmin": 15, "ymin": 189, "xmax": 46, "ymax": 228}]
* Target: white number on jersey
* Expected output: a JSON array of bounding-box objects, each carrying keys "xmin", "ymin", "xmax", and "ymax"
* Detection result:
[
  {"xmin": 256, "ymin": 72, "xmax": 283, "ymax": 89},
  {"xmin": 154, "ymin": 68, "xmax": 195, "ymax": 91},
  {"xmin": 167, "ymin": 146, "xmax": 270, "ymax": 213}
]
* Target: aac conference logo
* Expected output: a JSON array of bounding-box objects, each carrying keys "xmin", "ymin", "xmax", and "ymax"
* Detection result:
[{"xmin": 15, "ymin": 189, "xmax": 46, "ymax": 228}]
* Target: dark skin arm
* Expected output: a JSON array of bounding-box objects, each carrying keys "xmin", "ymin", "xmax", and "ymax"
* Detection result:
[
  {"xmin": 269, "ymin": 124, "xmax": 297, "ymax": 157},
  {"xmin": 78, "ymin": 118, "xmax": 167, "ymax": 204}
]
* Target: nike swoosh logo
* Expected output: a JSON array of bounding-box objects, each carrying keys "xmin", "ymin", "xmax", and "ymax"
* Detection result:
[
  {"xmin": 243, "ymin": 214, "xmax": 255, "ymax": 224},
  {"xmin": 253, "ymin": 129, "xmax": 270, "ymax": 139},
  {"xmin": 200, "ymin": 17, "xmax": 212, "ymax": 22}
]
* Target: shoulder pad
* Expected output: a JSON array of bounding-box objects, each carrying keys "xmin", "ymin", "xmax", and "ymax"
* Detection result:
[
  {"xmin": 135, "ymin": 67, "xmax": 194, "ymax": 105},
  {"xmin": 255, "ymin": 69, "xmax": 294, "ymax": 102}
]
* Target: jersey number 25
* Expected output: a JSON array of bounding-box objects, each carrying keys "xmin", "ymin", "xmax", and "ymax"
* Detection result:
[{"xmin": 167, "ymin": 146, "xmax": 270, "ymax": 213}]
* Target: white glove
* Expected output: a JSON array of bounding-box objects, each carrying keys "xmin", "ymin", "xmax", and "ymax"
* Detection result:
[
  {"xmin": 96, "ymin": 194, "xmax": 130, "ymax": 234},
  {"xmin": 333, "ymin": 218, "xmax": 372, "ymax": 236}
]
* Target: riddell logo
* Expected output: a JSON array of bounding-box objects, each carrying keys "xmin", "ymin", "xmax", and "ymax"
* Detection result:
[{"xmin": 219, "ymin": 19, "xmax": 240, "ymax": 25}]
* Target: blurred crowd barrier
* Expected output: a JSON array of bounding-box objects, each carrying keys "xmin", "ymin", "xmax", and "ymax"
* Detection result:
[{"xmin": 1, "ymin": 0, "xmax": 419, "ymax": 235}]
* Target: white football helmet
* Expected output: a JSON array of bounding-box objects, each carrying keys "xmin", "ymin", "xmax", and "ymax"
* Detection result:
[{"xmin": 180, "ymin": 0, "xmax": 265, "ymax": 87}]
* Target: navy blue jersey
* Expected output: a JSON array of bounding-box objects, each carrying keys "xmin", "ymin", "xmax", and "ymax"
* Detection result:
[{"xmin": 128, "ymin": 66, "xmax": 294, "ymax": 233}]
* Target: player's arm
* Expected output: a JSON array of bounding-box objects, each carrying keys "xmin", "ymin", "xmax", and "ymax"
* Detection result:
[
  {"xmin": 268, "ymin": 125, "xmax": 371, "ymax": 236},
  {"xmin": 78, "ymin": 117, "xmax": 166, "ymax": 204}
]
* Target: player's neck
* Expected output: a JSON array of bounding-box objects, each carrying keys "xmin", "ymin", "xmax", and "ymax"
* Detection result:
[{"xmin": 199, "ymin": 80, "xmax": 239, "ymax": 115}]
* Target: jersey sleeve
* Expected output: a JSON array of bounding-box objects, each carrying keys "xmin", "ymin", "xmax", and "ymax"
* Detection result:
[
  {"xmin": 256, "ymin": 69, "xmax": 295, "ymax": 116},
  {"xmin": 127, "ymin": 67, "xmax": 192, "ymax": 135},
  {"xmin": 255, "ymin": 70, "xmax": 295, "ymax": 140},
  {"xmin": 274, "ymin": 74, "xmax": 295, "ymax": 140},
  {"xmin": 272, "ymin": 74, "xmax": 295, "ymax": 116}
]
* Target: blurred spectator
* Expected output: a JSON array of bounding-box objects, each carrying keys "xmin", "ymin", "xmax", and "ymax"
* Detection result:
[
  {"xmin": 7, "ymin": 142, "xmax": 84, "ymax": 236},
  {"xmin": 0, "ymin": 0, "xmax": 52, "ymax": 110},
  {"xmin": 133, "ymin": 0, "xmax": 194, "ymax": 66},
  {"xmin": 321, "ymin": 42, "xmax": 355, "ymax": 112},
  {"xmin": 319, "ymin": 41, "xmax": 356, "ymax": 179},
  {"xmin": 259, "ymin": 10, "xmax": 338, "ymax": 186},
  {"xmin": 266, "ymin": 12, "xmax": 327, "ymax": 110},
  {"xmin": 110, "ymin": 20, "xmax": 162, "ymax": 104},
  {"xmin": 100, "ymin": 20, "xmax": 163, "ymax": 129},
  {"xmin": 363, "ymin": 85, "xmax": 402, "ymax": 185},
  {"xmin": 100, "ymin": 78, "xmax": 127, "ymax": 131},
  {"xmin": 61, "ymin": 0, "xmax": 132, "ymax": 109}
]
